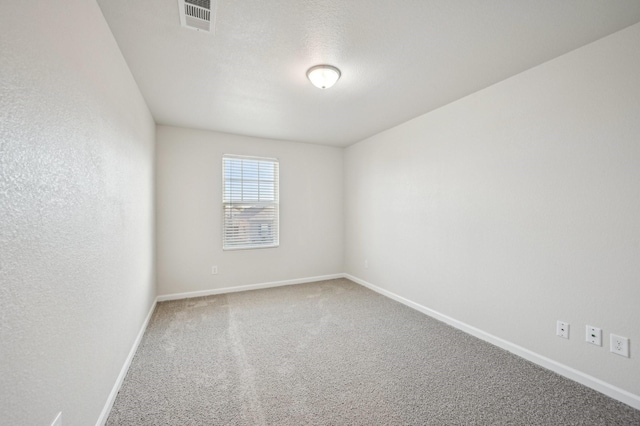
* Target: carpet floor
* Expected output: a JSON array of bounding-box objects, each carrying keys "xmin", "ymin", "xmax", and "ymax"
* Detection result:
[{"xmin": 106, "ymin": 278, "xmax": 640, "ymax": 425}]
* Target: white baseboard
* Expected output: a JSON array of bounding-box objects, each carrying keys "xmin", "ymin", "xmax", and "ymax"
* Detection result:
[
  {"xmin": 156, "ymin": 273, "xmax": 345, "ymax": 302},
  {"xmin": 96, "ymin": 298, "xmax": 157, "ymax": 426},
  {"xmin": 344, "ymin": 273, "xmax": 640, "ymax": 411}
]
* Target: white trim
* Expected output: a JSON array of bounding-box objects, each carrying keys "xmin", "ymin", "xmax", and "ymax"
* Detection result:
[
  {"xmin": 156, "ymin": 274, "xmax": 345, "ymax": 302},
  {"xmin": 344, "ymin": 273, "xmax": 640, "ymax": 411},
  {"xmin": 96, "ymin": 299, "xmax": 157, "ymax": 426}
]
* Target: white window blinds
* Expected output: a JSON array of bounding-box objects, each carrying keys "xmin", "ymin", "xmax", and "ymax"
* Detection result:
[{"xmin": 222, "ymin": 155, "xmax": 279, "ymax": 250}]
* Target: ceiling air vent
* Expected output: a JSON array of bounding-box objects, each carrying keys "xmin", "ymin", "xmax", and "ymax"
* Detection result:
[{"xmin": 178, "ymin": 0, "xmax": 215, "ymax": 32}]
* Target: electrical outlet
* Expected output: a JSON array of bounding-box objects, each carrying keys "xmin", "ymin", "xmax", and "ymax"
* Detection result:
[
  {"xmin": 51, "ymin": 412, "xmax": 62, "ymax": 426},
  {"xmin": 556, "ymin": 320, "xmax": 569, "ymax": 339},
  {"xmin": 211, "ymin": 266, "xmax": 218, "ymax": 275},
  {"xmin": 610, "ymin": 334, "xmax": 630, "ymax": 357},
  {"xmin": 364, "ymin": 260, "xmax": 368, "ymax": 269},
  {"xmin": 586, "ymin": 325, "xmax": 602, "ymax": 346}
]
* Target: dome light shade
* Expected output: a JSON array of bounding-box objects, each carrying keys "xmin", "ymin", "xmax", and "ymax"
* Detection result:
[{"xmin": 306, "ymin": 65, "xmax": 341, "ymax": 89}]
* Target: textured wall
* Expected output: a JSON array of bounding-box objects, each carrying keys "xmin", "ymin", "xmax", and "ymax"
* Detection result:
[
  {"xmin": 345, "ymin": 23, "xmax": 640, "ymax": 397},
  {"xmin": 156, "ymin": 126, "xmax": 343, "ymax": 296},
  {"xmin": 0, "ymin": 1, "xmax": 156, "ymax": 425}
]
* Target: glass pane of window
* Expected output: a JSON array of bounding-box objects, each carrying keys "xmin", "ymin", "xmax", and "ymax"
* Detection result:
[{"xmin": 223, "ymin": 155, "xmax": 279, "ymax": 250}]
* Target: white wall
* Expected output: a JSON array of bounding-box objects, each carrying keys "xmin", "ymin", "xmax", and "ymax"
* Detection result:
[
  {"xmin": 345, "ymin": 23, "xmax": 640, "ymax": 399},
  {"xmin": 0, "ymin": 1, "xmax": 156, "ymax": 425},
  {"xmin": 156, "ymin": 126, "xmax": 343, "ymax": 296}
]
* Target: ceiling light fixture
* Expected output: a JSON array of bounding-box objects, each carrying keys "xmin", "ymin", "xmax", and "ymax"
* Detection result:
[{"xmin": 306, "ymin": 65, "xmax": 341, "ymax": 89}]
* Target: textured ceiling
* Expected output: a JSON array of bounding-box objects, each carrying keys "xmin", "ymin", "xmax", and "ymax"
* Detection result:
[{"xmin": 97, "ymin": 0, "xmax": 640, "ymax": 147}]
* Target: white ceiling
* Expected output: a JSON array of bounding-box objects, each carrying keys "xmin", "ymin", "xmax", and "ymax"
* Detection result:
[{"xmin": 97, "ymin": 0, "xmax": 640, "ymax": 147}]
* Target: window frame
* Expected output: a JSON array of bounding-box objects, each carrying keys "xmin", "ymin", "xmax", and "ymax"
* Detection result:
[{"xmin": 222, "ymin": 154, "xmax": 280, "ymax": 251}]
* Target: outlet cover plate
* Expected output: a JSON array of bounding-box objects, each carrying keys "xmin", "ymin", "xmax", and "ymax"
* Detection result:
[
  {"xmin": 586, "ymin": 325, "xmax": 602, "ymax": 346},
  {"xmin": 556, "ymin": 320, "xmax": 570, "ymax": 339},
  {"xmin": 610, "ymin": 334, "xmax": 630, "ymax": 357}
]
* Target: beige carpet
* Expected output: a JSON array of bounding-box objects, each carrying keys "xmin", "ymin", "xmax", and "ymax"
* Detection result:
[{"xmin": 107, "ymin": 278, "xmax": 640, "ymax": 425}]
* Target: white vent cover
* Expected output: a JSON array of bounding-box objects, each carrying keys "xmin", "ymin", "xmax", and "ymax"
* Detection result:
[{"xmin": 178, "ymin": 0, "xmax": 215, "ymax": 32}]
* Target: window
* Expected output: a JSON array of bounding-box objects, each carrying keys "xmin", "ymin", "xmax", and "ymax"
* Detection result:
[{"xmin": 222, "ymin": 155, "xmax": 279, "ymax": 250}]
